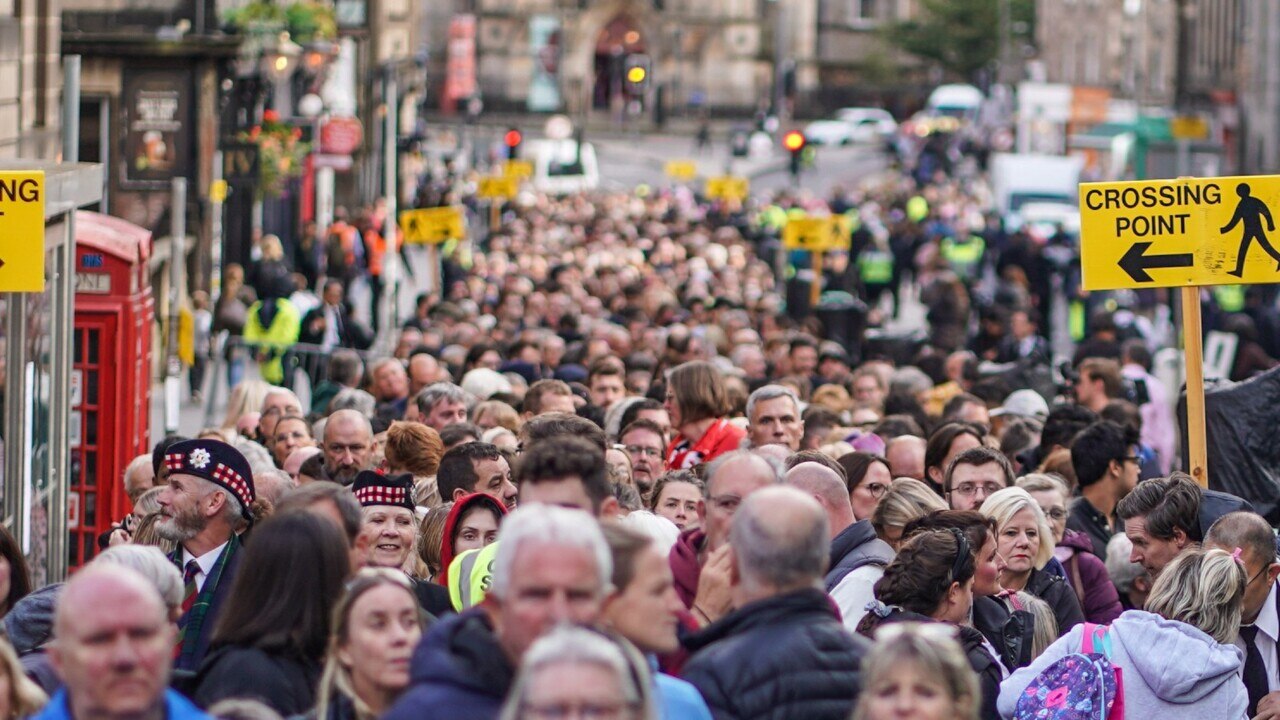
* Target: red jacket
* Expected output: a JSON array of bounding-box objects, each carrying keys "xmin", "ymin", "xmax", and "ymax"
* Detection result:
[
  {"xmin": 665, "ymin": 419, "xmax": 745, "ymax": 470},
  {"xmin": 669, "ymin": 527, "xmax": 707, "ymax": 609}
]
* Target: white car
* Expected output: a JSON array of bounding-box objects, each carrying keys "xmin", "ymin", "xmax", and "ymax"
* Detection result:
[
  {"xmin": 804, "ymin": 119, "xmax": 858, "ymax": 146},
  {"xmin": 833, "ymin": 107, "xmax": 898, "ymax": 143}
]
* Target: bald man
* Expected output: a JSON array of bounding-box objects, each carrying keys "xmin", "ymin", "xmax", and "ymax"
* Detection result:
[
  {"xmin": 682, "ymin": 486, "xmax": 868, "ymax": 720},
  {"xmin": 785, "ymin": 462, "xmax": 893, "ymax": 632},
  {"xmin": 670, "ymin": 451, "xmax": 782, "ymax": 628},
  {"xmin": 43, "ymin": 565, "xmax": 204, "ymax": 720},
  {"xmin": 322, "ymin": 409, "xmax": 374, "ymax": 485},
  {"xmin": 885, "ymin": 435, "xmax": 927, "ymax": 481},
  {"xmin": 283, "ymin": 446, "xmax": 322, "ymax": 482}
]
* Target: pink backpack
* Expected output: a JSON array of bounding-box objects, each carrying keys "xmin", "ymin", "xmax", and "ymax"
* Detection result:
[{"xmin": 1013, "ymin": 623, "xmax": 1125, "ymax": 720}]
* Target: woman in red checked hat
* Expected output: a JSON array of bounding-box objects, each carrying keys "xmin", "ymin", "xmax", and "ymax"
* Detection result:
[{"xmin": 352, "ymin": 471, "xmax": 453, "ymax": 618}]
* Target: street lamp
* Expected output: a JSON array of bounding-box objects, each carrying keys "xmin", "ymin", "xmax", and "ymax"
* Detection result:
[{"xmin": 262, "ymin": 32, "xmax": 302, "ymax": 113}]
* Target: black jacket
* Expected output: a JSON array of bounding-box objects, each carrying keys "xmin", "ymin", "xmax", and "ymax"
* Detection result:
[
  {"xmin": 825, "ymin": 520, "xmax": 895, "ymax": 592},
  {"xmin": 682, "ymin": 588, "xmax": 868, "ymax": 720},
  {"xmin": 384, "ymin": 608, "xmax": 513, "ymax": 720},
  {"xmin": 869, "ymin": 609, "xmax": 1002, "ymax": 720},
  {"xmin": 299, "ymin": 303, "xmax": 372, "ymax": 349},
  {"xmin": 193, "ymin": 645, "xmax": 321, "ymax": 716},
  {"xmin": 972, "ymin": 595, "xmax": 1035, "ymax": 670},
  {"xmin": 1026, "ymin": 567, "xmax": 1086, "ymax": 637}
]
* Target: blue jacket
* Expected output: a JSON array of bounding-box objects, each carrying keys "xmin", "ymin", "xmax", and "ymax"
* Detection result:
[
  {"xmin": 384, "ymin": 608, "xmax": 513, "ymax": 720},
  {"xmin": 655, "ymin": 671, "xmax": 713, "ymax": 720},
  {"xmin": 34, "ymin": 689, "xmax": 210, "ymax": 720}
]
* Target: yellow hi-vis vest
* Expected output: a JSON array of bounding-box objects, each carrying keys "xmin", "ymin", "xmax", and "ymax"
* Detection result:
[
  {"xmin": 448, "ymin": 541, "xmax": 499, "ymax": 611},
  {"xmin": 940, "ymin": 235, "xmax": 985, "ymax": 281}
]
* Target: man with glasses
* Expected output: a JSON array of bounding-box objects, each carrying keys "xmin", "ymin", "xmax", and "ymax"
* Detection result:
[
  {"xmin": 1205, "ymin": 511, "xmax": 1280, "ymax": 719},
  {"xmin": 321, "ymin": 409, "xmax": 374, "ymax": 485},
  {"xmin": 785, "ymin": 462, "xmax": 893, "ymax": 632},
  {"xmin": 256, "ymin": 387, "xmax": 303, "ymax": 447},
  {"xmin": 1115, "ymin": 472, "xmax": 1201, "ymax": 576},
  {"xmin": 1067, "ymin": 420, "xmax": 1142, "ymax": 558},
  {"xmin": 617, "ymin": 419, "xmax": 667, "ymax": 500},
  {"xmin": 669, "ymin": 450, "xmax": 782, "ymax": 628},
  {"xmin": 944, "ymin": 446, "xmax": 1015, "ymax": 512}
]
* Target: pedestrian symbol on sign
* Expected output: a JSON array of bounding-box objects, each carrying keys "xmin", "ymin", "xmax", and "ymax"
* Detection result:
[{"xmin": 1222, "ymin": 182, "xmax": 1280, "ymax": 277}]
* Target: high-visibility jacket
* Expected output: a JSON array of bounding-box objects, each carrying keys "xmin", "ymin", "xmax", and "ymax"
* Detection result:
[
  {"xmin": 940, "ymin": 234, "xmax": 985, "ymax": 281},
  {"xmin": 243, "ymin": 299, "xmax": 301, "ymax": 384},
  {"xmin": 447, "ymin": 541, "xmax": 499, "ymax": 611}
]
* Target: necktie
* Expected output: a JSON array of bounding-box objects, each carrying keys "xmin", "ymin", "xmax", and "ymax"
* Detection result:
[
  {"xmin": 175, "ymin": 560, "xmax": 200, "ymax": 658},
  {"xmin": 1241, "ymin": 624, "xmax": 1270, "ymax": 716}
]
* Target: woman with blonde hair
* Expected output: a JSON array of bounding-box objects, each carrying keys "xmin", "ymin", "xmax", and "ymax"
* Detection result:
[
  {"xmin": 999, "ymin": 548, "xmax": 1249, "ymax": 720},
  {"xmin": 221, "ymin": 379, "xmax": 272, "ymax": 433},
  {"xmin": 498, "ymin": 625, "xmax": 656, "ymax": 720},
  {"xmin": 312, "ymin": 569, "xmax": 424, "ymax": 720},
  {"xmin": 980, "ymin": 487, "xmax": 1083, "ymax": 639},
  {"xmin": 0, "ymin": 635, "xmax": 46, "ymax": 719},
  {"xmin": 853, "ymin": 624, "xmax": 980, "ymax": 720},
  {"xmin": 871, "ymin": 478, "xmax": 948, "ymax": 550},
  {"xmin": 470, "ymin": 400, "xmax": 520, "ymax": 433}
]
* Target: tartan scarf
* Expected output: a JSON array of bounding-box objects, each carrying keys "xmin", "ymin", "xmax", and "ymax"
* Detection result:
[{"xmin": 172, "ymin": 534, "xmax": 240, "ymax": 671}]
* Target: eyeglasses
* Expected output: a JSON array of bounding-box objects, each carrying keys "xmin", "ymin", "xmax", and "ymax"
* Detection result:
[
  {"xmin": 1246, "ymin": 563, "xmax": 1271, "ymax": 588},
  {"xmin": 1122, "ymin": 455, "xmax": 1141, "ymax": 465},
  {"xmin": 523, "ymin": 702, "xmax": 637, "ymax": 720},
  {"xmin": 622, "ymin": 445, "xmax": 662, "ymax": 459},
  {"xmin": 948, "ymin": 482, "xmax": 1004, "ymax": 498},
  {"xmin": 859, "ymin": 482, "xmax": 890, "ymax": 499},
  {"xmin": 1042, "ymin": 507, "xmax": 1067, "ymax": 521}
]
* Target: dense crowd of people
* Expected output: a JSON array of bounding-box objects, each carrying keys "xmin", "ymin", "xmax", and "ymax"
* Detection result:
[{"xmin": 6, "ymin": 140, "xmax": 1280, "ymax": 720}]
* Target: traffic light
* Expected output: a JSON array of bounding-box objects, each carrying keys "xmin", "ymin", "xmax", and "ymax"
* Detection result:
[
  {"xmin": 504, "ymin": 128, "xmax": 522, "ymax": 159},
  {"xmin": 783, "ymin": 130, "xmax": 806, "ymax": 178},
  {"xmin": 624, "ymin": 54, "xmax": 651, "ymax": 96}
]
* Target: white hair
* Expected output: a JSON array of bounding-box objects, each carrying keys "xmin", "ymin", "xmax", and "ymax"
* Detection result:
[
  {"xmin": 745, "ymin": 384, "xmax": 801, "ymax": 423},
  {"xmin": 260, "ymin": 386, "xmax": 302, "ymax": 413},
  {"xmin": 491, "ymin": 504, "xmax": 612, "ymax": 600},
  {"xmin": 93, "ymin": 545, "xmax": 184, "ymax": 613},
  {"xmin": 499, "ymin": 625, "xmax": 655, "ymax": 720},
  {"xmin": 617, "ymin": 510, "xmax": 680, "ymax": 554},
  {"xmin": 460, "ymin": 368, "xmax": 513, "ymax": 402}
]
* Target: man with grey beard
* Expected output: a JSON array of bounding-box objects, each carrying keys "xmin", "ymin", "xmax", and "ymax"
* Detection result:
[{"xmin": 154, "ymin": 438, "xmax": 257, "ymax": 676}]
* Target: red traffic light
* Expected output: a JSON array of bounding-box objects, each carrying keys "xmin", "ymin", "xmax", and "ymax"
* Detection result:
[
  {"xmin": 782, "ymin": 130, "xmax": 806, "ymax": 152},
  {"xmin": 504, "ymin": 129, "xmax": 523, "ymax": 148}
]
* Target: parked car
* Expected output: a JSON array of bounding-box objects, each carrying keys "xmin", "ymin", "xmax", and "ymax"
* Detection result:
[
  {"xmin": 804, "ymin": 119, "xmax": 858, "ymax": 146},
  {"xmin": 833, "ymin": 107, "xmax": 898, "ymax": 144}
]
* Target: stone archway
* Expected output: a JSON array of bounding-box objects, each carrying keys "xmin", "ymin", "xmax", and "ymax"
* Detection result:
[{"xmin": 560, "ymin": 1, "xmax": 662, "ymax": 117}]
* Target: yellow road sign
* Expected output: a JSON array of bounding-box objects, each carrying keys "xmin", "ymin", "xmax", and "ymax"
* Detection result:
[
  {"xmin": 1079, "ymin": 175, "xmax": 1280, "ymax": 290},
  {"xmin": 0, "ymin": 171, "xmax": 46, "ymax": 292},
  {"xmin": 783, "ymin": 216, "xmax": 851, "ymax": 252},
  {"xmin": 400, "ymin": 206, "xmax": 465, "ymax": 245},
  {"xmin": 478, "ymin": 176, "xmax": 518, "ymax": 199},
  {"xmin": 665, "ymin": 160, "xmax": 697, "ymax": 181},
  {"xmin": 1170, "ymin": 116, "xmax": 1210, "ymax": 141},
  {"xmin": 706, "ymin": 176, "xmax": 749, "ymax": 201},
  {"xmin": 503, "ymin": 160, "xmax": 533, "ymax": 179}
]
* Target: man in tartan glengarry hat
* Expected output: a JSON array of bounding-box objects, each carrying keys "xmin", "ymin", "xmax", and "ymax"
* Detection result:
[{"xmin": 154, "ymin": 438, "xmax": 258, "ymax": 679}]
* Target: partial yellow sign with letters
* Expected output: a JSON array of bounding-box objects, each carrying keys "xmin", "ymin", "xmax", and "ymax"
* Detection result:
[
  {"xmin": 0, "ymin": 171, "xmax": 46, "ymax": 292},
  {"xmin": 400, "ymin": 206, "xmax": 465, "ymax": 245}
]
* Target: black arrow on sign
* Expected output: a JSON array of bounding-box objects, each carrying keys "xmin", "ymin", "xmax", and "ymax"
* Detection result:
[
  {"xmin": 0, "ymin": 258, "xmax": 6, "ymax": 270},
  {"xmin": 1119, "ymin": 242, "xmax": 1194, "ymax": 283}
]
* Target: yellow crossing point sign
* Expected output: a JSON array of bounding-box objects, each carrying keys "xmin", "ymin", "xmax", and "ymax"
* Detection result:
[
  {"xmin": 1080, "ymin": 175, "xmax": 1280, "ymax": 290},
  {"xmin": 665, "ymin": 160, "xmax": 697, "ymax": 181},
  {"xmin": 478, "ymin": 176, "xmax": 518, "ymax": 199},
  {"xmin": 783, "ymin": 216, "xmax": 851, "ymax": 252},
  {"xmin": 706, "ymin": 176, "xmax": 749, "ymax": 201},
  {"xmin": 503, "ymin": 160, "xmax": 533, "ymax": 179},
  {"xmin": 400, "ymin": 206, "xmax": 465, "ymax": 245},
  {"xmin": 0, "ymin": 171, "xmax": 46, "ymax": 292}
]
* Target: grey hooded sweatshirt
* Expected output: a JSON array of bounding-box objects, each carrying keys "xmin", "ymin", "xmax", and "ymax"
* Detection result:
[{"xmin": 998, "ymin": 610, "xmax": 1247, "ymax": 720}]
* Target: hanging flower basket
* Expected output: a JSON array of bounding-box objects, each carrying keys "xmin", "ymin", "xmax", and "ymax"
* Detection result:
[
  {"xmin": 226, "ymin": 1, "xmax": 337, "ymax": 42},
  {"xmin": 240, "ymin": 110, "xmax": 310, "ymax": 198}
]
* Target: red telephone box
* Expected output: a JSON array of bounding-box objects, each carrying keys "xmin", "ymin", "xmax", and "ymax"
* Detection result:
[{"xmin": 70, "ymin": 211, "xmax": 154, "ymax": 567}]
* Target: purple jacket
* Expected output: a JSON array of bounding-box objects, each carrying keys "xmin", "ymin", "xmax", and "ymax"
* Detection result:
[{"xmin": 1056, "ymin": 530, "xmax": 1123, "ymax": 624}]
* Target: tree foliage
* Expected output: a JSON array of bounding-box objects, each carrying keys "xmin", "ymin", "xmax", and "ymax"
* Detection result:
[{"xmin": 883, "ymin": 0, "xmax": 1035, "ymax": 82}]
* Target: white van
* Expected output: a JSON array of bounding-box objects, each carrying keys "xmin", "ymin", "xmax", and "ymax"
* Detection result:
[
  {"xmin": 926, "ymin": 84, "xmax": 984, "ymax": 121},
  {"xmin": 526, "ymin": 139, "xmax": 600, "ymax": 194}
]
